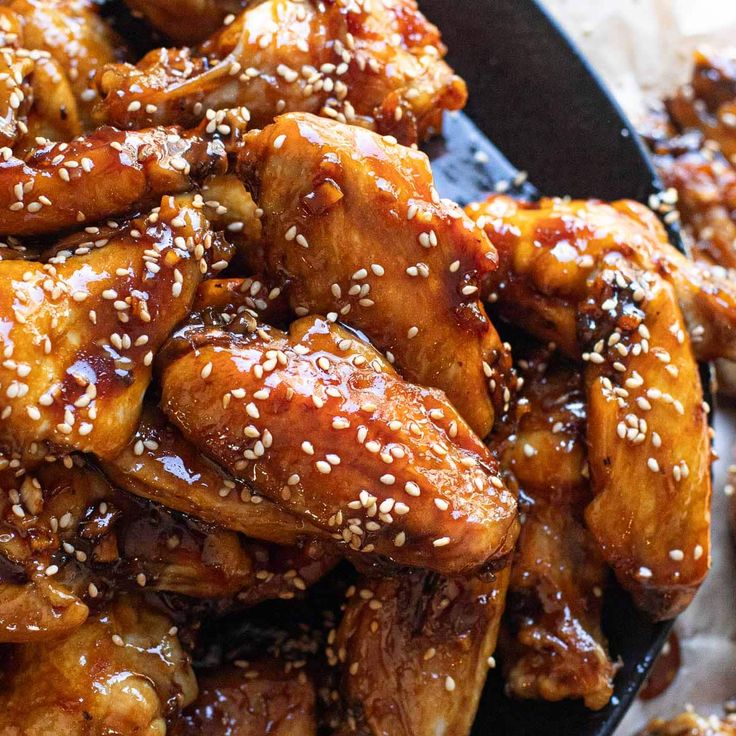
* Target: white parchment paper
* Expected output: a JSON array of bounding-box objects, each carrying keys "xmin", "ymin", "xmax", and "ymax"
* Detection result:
[{"xmin": 539, "ymin": 2, "xmax": 736, "ymax": 732}]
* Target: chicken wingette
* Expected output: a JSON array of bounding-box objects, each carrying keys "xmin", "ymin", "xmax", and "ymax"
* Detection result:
[
  {"xmin": 158, "ymin": 313, "xmax": 519, "ymax": 575},
  {"xmin": 238, "ymin": 112, "xmax": 514, "ymax": 437},
  {"xmin": 468, "ymin": 196, "xmax": 713, "ymax": 619},
  {"xmin": 96, "ymin": 0, "xmax": 466, "ymax": 146},
  {"xmin": 497, "ymin": 345, "xmax": 616, "ymax": 710}
]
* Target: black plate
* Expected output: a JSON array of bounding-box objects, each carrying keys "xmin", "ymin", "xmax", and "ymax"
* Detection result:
[{"xmin": 419, "ymin": 1, "xmax": 714, "ymax": 734}]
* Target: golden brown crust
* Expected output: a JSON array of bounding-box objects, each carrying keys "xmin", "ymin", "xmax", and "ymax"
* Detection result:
[
  {"xmin": 96, "ymin": 0, "xmax": 466, "ymax": 145},
  {"xmin": 468, "ymin": 197, "xmax": 713, "ymax": 619},
  {"xmin": 640, "ymin": 711, "xmax": 736, "ymax": 736},
  {"xmin": 158, "ymin": 314, "xmax": 519, "ymax": 575},
  {"xmin": 101, "ymin": 404, "xmax": 325, "ymax": 545},
  {"xmin": 9, "ymin": 0, "xmax": 128, "ymax": 130},
  {"xmin": 0, "ymin": 124, "xmax": 227, "ymax": 238},
  {"xmin": 666, "ymin": 48, "xmax": 736, "ymax": 162},
  {"xmin": 239, "ymin": 112, "xmax": 513, "ymax": 437}
]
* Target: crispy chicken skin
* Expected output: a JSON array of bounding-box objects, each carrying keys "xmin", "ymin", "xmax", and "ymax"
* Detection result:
[
  {"xmin": 7, "ymin": 0, "xmax": 127, "ymax": 131},
  {"xmin": 101, "ymin": 404, "xmax": 326, "ymax": 546},
  {"xmin": 96, "ymin": 0, "xmax": 466, "ymax": 145},
  {"xmin": 0, "ymin": 123, "xmax": 228, "ymax": 237},
  {"xmin": 498, "ymin": 348, "xmax": 615, "ymax": 710},
  {"xmin": 334, "ymin": 567, "xmax": 509, "ymax": 736},
  {"xmin": 0, "ymin": 199, "xmax": 215, "ymax": 459},
  {"xmin": 468, "ymin": 197, "xmax": 712, "ymax": 619},
  {"xmin": 239, "ymin": 113, "xmax": 512, "ymax": 437},
  {"xmin": 0, "ymin": 596, "xmax": 197, "ymax": 735},
  {"xmin": 158, "ymin": 314, "xmax": 519, "ymax": 575},
  {"xmin": 640, "ymin": 711, "xmax": 736, "ymax": 736},
  {"xmin": 172, "ymin": 661, "xmax": 317, "ymax": 735},
  {"xmin": 124, "ymin": 0, "xmax": 246, "ymax": 46},
  {"xmin": 666, "ymin": 48, "xmax": 736, "ymax": 162},
  {"xmin": 649, "ymin": 130, "xmax": 736, "ymax": 268}
]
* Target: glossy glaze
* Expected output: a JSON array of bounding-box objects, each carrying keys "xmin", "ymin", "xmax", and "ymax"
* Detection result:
[
  {"xmin": 335, "ymin": 566, "xmax": 509, "ymax": 736},
  {"xmin": 468, "ymin": 196, "xmax": 713, "ymax": 619},
  {"xmin": 159, "ymin": 314, "xmax": 519, "ymax": 575},
  {"xmin": 497, "ymin": 346, "xmax": 616, "ymax": 710},
  {"xmin": 239, "ymin": 112, "xmax": 514, "ymax": 437},
  {"xmin": 0, "ymin": 124, "xmax": 227, "ymax": 237},
  {"xmin": 172, "ymin": 661, "xmax": 317, "ymax": 735},
  {"xmin": 95, "ymin": 0, "xmax": 466, "ymax": 145},
  {"xmin": 0, "ymin": 199, "xmax": 214, "ymax": 459},
  {"xmin": 101, "ymin": 404, "xmax": 326, "ymax": 545},
  {"xmin": 0, "ymin": 596, "xmax": 197, "ymax": 733}
]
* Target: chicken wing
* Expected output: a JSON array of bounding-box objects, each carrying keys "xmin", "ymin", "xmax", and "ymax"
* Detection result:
[
  {"xmin": 96, "ymin": 0, "xmax": 467, "ymax": 146},
  {"xmin": 666, "ymin": 48, "xmax": 736, "ymax": 162},
  {"xmin": 469, "ymin": 197, "xmax": 712, "ymax": 619},
  {"xmin": 497, "ymin": 346, "xmax": 616, "ymax": 710},
  {"xmin": 238, "ymin": 113, "xmax": 513, "ymax": 437},
  {"xmin": 158, "ymin": 313, "xmax": 519, "ymax": 575},
  {"xmin": 101, "ymin": 404, "xmax": 326, "ymax": 545},
  {"xmin": 0, "ymin": 595, "xmax": 198, "ymax": 734},
  {"xmin": 124, "ymin": 0, "xmax": 246, "ymax": 46},
  {"xmin": 0, "ymin": 456, "xmax": 337, "ymax": 638},
  {"xmin": 470, "ymin": 195, "xmax": 736, "ymax": 364},
  {"xmin": 334, "ymin": 567, "xmax": 509, "ymax": 736},
  {"xmin": 0, "ymin": 199, "xmax": 215, "ymax": 459},
  {"xmin": 649, "ymin": 130, "xmax": 736, "ymax": 269},
  {"xmin": 0, "ymin": 123, "xmax": 228, "ymax": 237},
  {"xmin": 8, "ymin": 0, "xmax": 127, "ymax": 130},
  {"xmin": 639, "ymin": 711, "xmax": 736, "ymax": 736},
  {"xmin": 172, "ymin": 661, "xmax": 317, "ymax": 735}
]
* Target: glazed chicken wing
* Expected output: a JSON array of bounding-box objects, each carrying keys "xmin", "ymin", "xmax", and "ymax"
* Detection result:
[
  {"xmin": 0, "ymin": 457, "xmax": 337, "ymax": 642},
  {"xmin": 101, "ymin": 404, "xmax": 326, "ymax": 546},
  {"xmin": 469, "ymin": 197, "xmax": 712, "ymax": 618},
  {"xmin": 96, "ymin": 0, "xmax": 467, "ymax": 145},
  {"xmin": 0, "ymin": 595, "xmax": 198, "ymax": 734},
  {"xmin": 8, "ymin": 0, "xmax": 127, "ymax": 130},
  {"xmin": 238, "ymin": 112, "xmax": 513, "ymax": 437},
  {"xmin": 639, "ymin": 711, "xmax": 736, "ymax": 736},
  {"xmin": 0, "ymin": 122, "xmax": 228, "ymax": 237},
  {"xmin": 334, "ymin": 567, "xmax": 509, "ymax": 736},
  {"xmin": 0, "ymin": 199, "xmax": 215, "ymax": 460},
  {"xmin": 124, "ymin": 0, "xmax": 246, "ymax": 46},
  {"xmin": 666, "ymin": 48, "xmax": 736, "ymax": 162},
  {"xmin": 649, "ymin": 130, "xmax": 736, "ymax": 269},
  {"xmin": 498, "ymin": 347, "xmax": 616, "ymax": 710},
  {"xmin": 158, "ymin": 314, "xmax": 519, "ymax": 575},
  {"xmin": 172, "ymin": 661, "xmax": 317, "ymax": 735}
]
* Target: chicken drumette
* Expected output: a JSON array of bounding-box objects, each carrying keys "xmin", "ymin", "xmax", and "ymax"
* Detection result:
[
  {"xmin": 334, "ymin": 567, "xmax": 509, "ymax": 736},
  {"xmin": 96, "ymin": 0, "xmax": 466, "ymax": 145},
  {"xmin": 0, "ymin": 198, "xmax": 222, "ymax": 459}
]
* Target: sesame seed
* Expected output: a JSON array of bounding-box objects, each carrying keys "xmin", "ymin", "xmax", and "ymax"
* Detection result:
[{"xmin": 433, "ymin": 537, "xmax": 450, "ymax": 547}]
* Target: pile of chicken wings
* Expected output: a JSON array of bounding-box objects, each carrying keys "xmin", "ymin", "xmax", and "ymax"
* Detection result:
[{"xmin": 0, "ymin": 2, "xmax": 733, "ymax": 734}]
